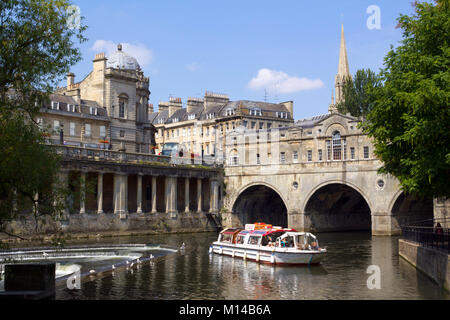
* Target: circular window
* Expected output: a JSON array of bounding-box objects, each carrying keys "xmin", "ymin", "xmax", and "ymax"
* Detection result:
[
  {"xmin": 293, "ymin": 182, "xmax": 299, "ymax": 189},
  {"xmin": 377, "ymin": 179, "xmax": 385, "ymax": 189}
]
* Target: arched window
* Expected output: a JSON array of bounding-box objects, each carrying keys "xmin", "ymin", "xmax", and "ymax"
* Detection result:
[
  {"xmin": 118, "ymin": 94, "xmax": 128, "ymax": 119},
  {"xmin": 229, "ymin": 149, "xmax": 239, "ymax": 166},
  {"xmin": 332, "ymin": 131, "xmax": 342, "ymax": 160}
]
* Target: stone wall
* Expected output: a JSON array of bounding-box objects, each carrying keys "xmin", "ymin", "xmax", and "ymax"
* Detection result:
[
  {"xmin": 0, "ymin": 212, "xmax": 220, "ymax": 243},
  {"xmin": 399, "ymin": 239, "xmax": 449, "ymax": 292}
]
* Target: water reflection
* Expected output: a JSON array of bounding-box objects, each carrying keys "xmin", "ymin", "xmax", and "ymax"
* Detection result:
[{"xmin": 54, "ymin": 232, "xmax": 448, "ymax": 300}]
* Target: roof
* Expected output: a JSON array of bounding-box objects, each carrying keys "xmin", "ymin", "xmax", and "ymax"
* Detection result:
[
  {"xmin": 295, "ymin": 114, "xmax": 330, "ymax": 128},
  {"xmin": 167, "ymin": 108, "xmax": 187, "ymax": 123}
]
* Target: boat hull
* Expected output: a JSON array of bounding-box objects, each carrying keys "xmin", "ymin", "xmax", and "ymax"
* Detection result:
[{"xmin": 210, "ymin": 242, "xmax": 325, "ymax": 265}]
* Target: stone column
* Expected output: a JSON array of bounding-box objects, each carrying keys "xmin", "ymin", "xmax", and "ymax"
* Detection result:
[
  {"xmin": 165, "ymin": 176, "xmax": 177, "ymax": 216},
  {"xmin": 97, "ymin": 172, "xmax": 104, "ymax": 214},
  {"xmin": 209, "ymin": 180, "xmax": 214, "ymax": 213},
  {"xmin": 59, "ymin": 171, "xmax": 70, "ymax": 216},
  {"xmin": 80, "ymin": 171, "xmax": 86, "ymax": 214},
  {"xmin": 197, "ymin": 178, "xmax": 202, "ymax": 213},
  {"xmin": 123, "ymin": 174, "xmax": 128, "ymax": 214},
  {"xmin": 137, "ymin": 174, "xmax": 143, "ymax": 214},
  {"xmin": 151, "ymin": 176, "xmax": 157, "ymax": 213},
  {"xmin": 184, "ymin": 178, "xmax": 190, "ymax": 213},
  {"xmin": 165, "ymin": 176, "xmax": 171, "ymax": 214},
  {"xmin": 114, "ymin": 173, "xmax": 127, "ymax": 215}
]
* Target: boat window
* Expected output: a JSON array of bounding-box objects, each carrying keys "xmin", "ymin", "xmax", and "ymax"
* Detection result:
[
  {"xmin": 221, "ymin": 234, "xmax": 233, "ymax": 243},
  {"xmin": 278, "ymin": 235, "xmax": 295, "ymax": 248},
  {"xmin": 236, "ymin": 235, "xmax": 246, "ymax": 244},
  {"xmin": 248, "ymin": 236, "xmax": 261, "ymax": 245}
]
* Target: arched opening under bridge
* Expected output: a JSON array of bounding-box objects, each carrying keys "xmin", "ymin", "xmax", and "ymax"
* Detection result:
[{"xmin": 232, "ymin": 185, "xmax": 288, "ymax": 228}]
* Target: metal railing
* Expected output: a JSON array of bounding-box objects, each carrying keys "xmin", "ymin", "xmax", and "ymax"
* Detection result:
[{"xmin": 401, "ymin": 222, "xmax": 450, "ymax": 253}]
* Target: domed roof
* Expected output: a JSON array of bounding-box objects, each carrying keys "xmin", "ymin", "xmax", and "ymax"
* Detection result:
[{"xmin": 106, "ymin": 44, "xmax": 140, "ymax": 70}]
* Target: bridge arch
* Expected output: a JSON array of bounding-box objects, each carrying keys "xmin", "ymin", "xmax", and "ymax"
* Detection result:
[
  {"xmin": 303, "ymin": 181, "xmax": 373, "ymax": 232},
  {"xmin": 231, "ymin": 182, "xmax": 289, "ymax": 228},
  {"xmin": 389, "ymin": 190, "xmax": 434, "ymax": 227}
]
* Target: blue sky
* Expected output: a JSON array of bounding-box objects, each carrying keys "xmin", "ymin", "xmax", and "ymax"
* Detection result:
[{"xmin": 67, "ymin": 0, "xmax": 416, "ymax": 120}]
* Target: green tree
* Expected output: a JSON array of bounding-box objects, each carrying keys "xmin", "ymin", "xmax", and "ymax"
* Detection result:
[
  {"xmin": 0, "ymin": 0, "xmax": 87, "ymax": 239},
  {"xmin": 363, "ymin": 0, "xmax": 450, "ymax": 199},
  {"xmin": 336, "ymin": 69, "xmax": 381, "ymax": 117}
]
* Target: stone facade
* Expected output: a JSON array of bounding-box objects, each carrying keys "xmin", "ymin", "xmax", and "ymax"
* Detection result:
[
  {"xmin": 150, "ymin": 92, "xmax": 295, "ymax": 159},
  {"xmin": 40, "ymin": 44, "xmax": 155, "ymax": 153}
]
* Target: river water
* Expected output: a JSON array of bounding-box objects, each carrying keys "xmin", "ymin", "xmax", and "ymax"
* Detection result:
[{"xmin": 53, "ymin": 231, "xmax": 448, "ymax": 300}]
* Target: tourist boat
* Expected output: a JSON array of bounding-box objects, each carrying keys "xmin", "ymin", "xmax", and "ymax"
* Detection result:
[{"xmin": 209, "ymin": 223, "xmax": 327, "ymax": 265}]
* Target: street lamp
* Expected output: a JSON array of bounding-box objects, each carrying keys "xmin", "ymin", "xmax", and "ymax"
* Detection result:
[{"xmin": 59, "ymin": 123, "xmax": 64, "ymax": 145}]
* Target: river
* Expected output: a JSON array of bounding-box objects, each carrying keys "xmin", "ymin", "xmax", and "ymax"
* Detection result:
[{"xmin": 54, "ymin": 231, "xmax": 449, "ymax": 300}]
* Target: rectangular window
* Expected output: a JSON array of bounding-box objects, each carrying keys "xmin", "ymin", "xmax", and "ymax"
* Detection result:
[
  {"xmin": 85, "ymin": 124, "xmax": 91, "ymax": 137},
  {"xmin": 267, "ymin": 123, "xmax": 272, "ymax": 129},
  {"xmin": 257, "ymin": 154, "xmax": 261, "ymax": 165},
  {"xmin": 343, "ymin": 139, "xmax": 347, "ymax": 160},
  {"xmin": 120, "ymin": 130, "xmax": 125, "ymax": 138},
  {"xmin": 259, "ymin": 122, "xmax": 264, "ymax": 130},
  {"xmin": 51, "ymin": 101, "xmax": 59, "ymax": 110},
  {"xmin": 36, "ymin": 118, "xmax": 43, "ymax": 130},
  {"xmin": 307, "ymin": 150, "xmax": 312, "ymax": 162},
  {"xmin": 251, "ymin": 122, "xmax": 256, "ymax": 129},
  {"xmin": 67, "ymin": 104, "xmax": 75, "ymax": 112},
  {"xmin": 90, "ymin": 107, "xmax": 97, "ymax": 115},
  {"xmin": 364, "ymin": 146, "xmax": 369, "ymax": 159},
  {"xmin": 188, "ymin": 127, "xmax": 191, "ymax": 136},
  {"xmin": 326, "ymin": 140, "xmax": 331, "ymax": 161},
  {"xmin": 53, "ymin": 120, "xmax": 60, "ymax": 132},
  {"xmin": 350, "ymin": 147, "xmax": 355, "ymax": 160},
  {"xmin": 100, "ymin": 125, "xmax": 106, "ymax": 138},
  {"xmin": 318, "ymin": 149, "xmax": 323, "ymax": 161},
  {"xmin": 242, "ymin": 120, "xmax": 248, "ymax": 128},
  {"xmin": 119, "ymin": 101, "xmax": 125, "ymax": 118},
  {"xmin": 280, "ymin": 152, "xmax": 286, "ymax": 163},
  {"xmin": 293, "ymin": 151, "xmax": 299, "ymax": 163},
  {"xmin": 70, "ymin": 122, "xmax": 76, "ymax": 136}
]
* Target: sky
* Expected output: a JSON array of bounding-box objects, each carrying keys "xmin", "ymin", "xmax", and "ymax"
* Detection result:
[{"xmin": 66, "ymin": 0, "xmax": 417, "ymax": 120}]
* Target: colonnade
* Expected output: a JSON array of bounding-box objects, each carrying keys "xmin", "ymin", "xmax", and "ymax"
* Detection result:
[{"xmin": 60, "ymin": 170, "xmax": 221, "ymax": 216}]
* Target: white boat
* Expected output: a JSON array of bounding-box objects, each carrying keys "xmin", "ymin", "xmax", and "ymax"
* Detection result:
[{"xmin": 209, "ymin": 223, "xmax": 327, "ymax": 265}]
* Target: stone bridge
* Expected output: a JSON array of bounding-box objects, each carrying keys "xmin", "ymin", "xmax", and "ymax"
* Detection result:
[{"xmin": 222, "ymin": 155, "xmax": 433, "ymax": 236}]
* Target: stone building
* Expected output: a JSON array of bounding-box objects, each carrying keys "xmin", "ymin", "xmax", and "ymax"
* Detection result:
[
  {"xmin": 150, "ymin": 92, "xmax": 295, "ymax": 159},
  {"xmin": 38, "ymin": 44, "xmax": 155, "ymax": 153}
]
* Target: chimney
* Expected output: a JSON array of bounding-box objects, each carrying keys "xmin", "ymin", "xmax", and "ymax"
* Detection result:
[
  {"xmin": 67, "ymin": 73, "xmax": 75, "ymax": 87},
  {"xmin": 168, "ymin": 97, "xmax": 182, "ymax": 117},
  {"xmin": 148, "ymin": 103, "xmax": 154, "ymax": 113},
  {"xmin": 281, "ymin": 101, "xmax": 294, "ymax": 118},
  {"xmin": 93, "ymin": 52, "xmax": 107, "ymax": 75},
  {"xmin": 204, "ymin": 91, "xmax": 229, "ymax": 109},
  {"xmin": 187, "ymin": 97, "xmax": 204, "ymax": 113},
  {"xmin": 158, "ymin": 101, "xmax": 169, "ymax": 112}
]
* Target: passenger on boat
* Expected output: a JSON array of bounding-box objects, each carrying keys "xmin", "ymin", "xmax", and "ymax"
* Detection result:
[{"xmin": 310, "ymin": 241, "xmax": 319, "ymax": 250}]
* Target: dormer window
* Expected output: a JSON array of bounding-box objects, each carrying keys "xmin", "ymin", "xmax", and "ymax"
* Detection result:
[
  {"xmin": 51, "ymin": 101, "xmax": 60, "ymax": 110},
  {"xmin": 188, "ymin": 114, "xmax": 196, "ymax": 120},
  {"xmin": 206, "ymin": 113, "xmax": 215, "ymax": 120},
  {"xmin": 158, "ymin": 118, "xmax": 166, "ymax": 124},
  {"xmin": 67, "ymin": 104, "xmax": 76, "ymax": 112},
  {"xmin": 89, "ymin": 107, "xmax": 98, "ymax": 115},
  {"xmin": 276, "ymin": 111, "xmax": 288, "ymax": 119},
  {"xmin": 172, "ymin": 117, "xmax": 179, "ymax": 123},
  {"xmin": 226, "ymin": 108, "xmax": 236, "ymax": 116},
  {"xmin": 250, "ymin": 108, "xmax": 262, "ymax": 116}
]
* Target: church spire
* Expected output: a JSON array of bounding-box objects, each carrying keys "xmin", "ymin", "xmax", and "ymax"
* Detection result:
[
  {"xmin": 331, "ymin": 24, "xmax": 351, "ymax": 112},
  {"xmin": 337, "ymin": 24, "xmax": 350, "ymax": 78}
]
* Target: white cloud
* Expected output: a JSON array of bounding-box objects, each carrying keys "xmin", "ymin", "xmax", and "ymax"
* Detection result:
[
  {"xmin": 91, "ymin": 40, "xmax": 154, "ymax": 68},
  {"xmin": 248, "ymin": 68, "xmax": 324, "ymax": 94},
  {"xmin": 186, "ymin": 62, "xmax": 200, "ymax": 72}
]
